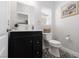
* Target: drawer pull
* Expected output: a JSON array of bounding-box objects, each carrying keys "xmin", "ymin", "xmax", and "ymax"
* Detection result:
[
  {"xmin": 36, "ymin": 51, "xmax": 40, "ymax": 54},
  {"xmin": 29, "ymin": 40, "xmax": 32, "ymax": 43},
  {"xmin": 36, "ymin": 41, "xmax": 40, "ymax": 44}
]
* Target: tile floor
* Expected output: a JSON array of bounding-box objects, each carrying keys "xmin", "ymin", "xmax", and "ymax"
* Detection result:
[{"xmin": 43, "ymin": 49, "xmax": 77, "ymax": 58}]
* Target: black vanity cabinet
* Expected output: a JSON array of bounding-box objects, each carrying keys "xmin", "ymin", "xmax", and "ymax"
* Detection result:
[{"xmin": 8, "ymin": 31, "xmax": 42, "ymax": 58}]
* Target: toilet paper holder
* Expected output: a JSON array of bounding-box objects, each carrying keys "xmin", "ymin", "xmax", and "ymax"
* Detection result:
[{"xmin": 65, "ymin": 34, "xmax": 70, "ymax": 40}]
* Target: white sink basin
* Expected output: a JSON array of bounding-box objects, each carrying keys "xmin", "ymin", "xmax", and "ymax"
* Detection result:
[{"xmin": 48, "ymin": 40, "xmax": 62, "ymax": 48}]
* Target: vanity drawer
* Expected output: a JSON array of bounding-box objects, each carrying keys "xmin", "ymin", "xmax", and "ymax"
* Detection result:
[
  {"xmin": 10, "ymin": 31, "xmax": 42, "ymax": 37},
  {"xmin": 33, "ymin": 45, "xmax": 42, "ymax": 51},
  {"xmin": 33, "ymin": 36, "xmax": 42, "ymax": 45},
  {"xmin": 33, "ymin": 50, "xmax": 42, "ymax": 58}
]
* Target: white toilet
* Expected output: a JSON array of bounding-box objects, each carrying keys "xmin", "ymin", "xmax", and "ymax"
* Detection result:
[
  {"xmin": 46, "ymin": 33, "xmax": 62, "ymax": 57},
  {"xmin": 46, "ymin": 33, "xmax": 62, "ymax": 48}
]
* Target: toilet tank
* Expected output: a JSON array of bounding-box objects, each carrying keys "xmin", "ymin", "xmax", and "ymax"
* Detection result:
[{"xmin": 46, "ymin": 33, "xmax": 53, "ymax": 40}]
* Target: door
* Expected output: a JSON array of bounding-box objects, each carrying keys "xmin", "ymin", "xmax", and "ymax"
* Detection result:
[{"xmin": 0, "ymin": 2, "xmax": 10, "ymax": 58}]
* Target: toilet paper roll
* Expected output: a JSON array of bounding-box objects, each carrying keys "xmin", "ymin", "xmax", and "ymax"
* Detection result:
[{"xmin": 65, "ymin": 37, "xmax": 70, "ymax": 40}]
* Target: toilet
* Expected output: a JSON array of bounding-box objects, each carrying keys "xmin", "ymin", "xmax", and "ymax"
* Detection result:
[
  {"xmin": 46, "ymin": 33, "xmax": 62, "ymax": 57},
  {"xmin": 46, "ymin": 33, "xmax": 62, "ymax": 48}
]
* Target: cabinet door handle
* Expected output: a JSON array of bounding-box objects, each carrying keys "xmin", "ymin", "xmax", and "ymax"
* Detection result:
[
  {"xmin": 36, "ymin": 51, "xmax": 40, "ymax": 54},
  {"xmin": 36, "ymin": 41, "xmax": 40, "ymax": 44}
]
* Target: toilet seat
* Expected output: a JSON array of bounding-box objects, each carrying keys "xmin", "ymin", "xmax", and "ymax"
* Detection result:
[
  {"xmin": 44, "ymin": 33, "xmax": 62, "ymax": 48},
  {"xmin": 48, "ymin": 40, "xmax": 62, "ymax": 48}
]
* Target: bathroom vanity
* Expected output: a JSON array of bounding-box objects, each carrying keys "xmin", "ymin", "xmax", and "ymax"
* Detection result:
[{"xmin": 8, "ymin": 31, "xmax": 42, "ymax": 58}]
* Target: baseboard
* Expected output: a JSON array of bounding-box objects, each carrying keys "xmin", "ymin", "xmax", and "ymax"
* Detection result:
[{"xmin": 60, "ymin": 46, "xmax": 79, "ymax": 58}]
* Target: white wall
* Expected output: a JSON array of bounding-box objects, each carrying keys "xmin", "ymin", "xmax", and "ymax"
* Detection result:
[
  {"xmin": 17, "ymin": 1, "xmax": 55, "ymax": 33},
  {"xmin": 10, "ymin": 1, "xmax": 55, "ymax": 31},
  {"xmin": 37, "ymin": 1, "xmax": 55, "ymax": 36},
  {"xmin": 55, "ymin": 1, "xmax": 79, "ymax": 56},
  {"xmin": 10, "ymin": 2, "xmax": 36, "ymax": 29}
]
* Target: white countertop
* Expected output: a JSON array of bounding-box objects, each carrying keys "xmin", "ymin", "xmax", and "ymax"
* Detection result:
[{"xmin": 10, "ymin": 29, "xmax": 42, "ymax": 32}]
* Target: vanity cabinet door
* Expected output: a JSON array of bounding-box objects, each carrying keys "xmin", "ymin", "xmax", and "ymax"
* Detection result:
[
  {"xmin": 13, "ymin": 37, "xmax": 27, "ymax": 58},
  {"xmin": 13, "ymin": 36, "xmax": 33, "ymax": 58},
  {"xmin": 8, "ymin": 33, "xmax": 33, "ymax": 58}
]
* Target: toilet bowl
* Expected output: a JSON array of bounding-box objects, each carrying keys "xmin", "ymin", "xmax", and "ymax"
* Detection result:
[
  {"xmin": 46, "ymin": 33, "xmax": 62, "ymax": 48},
  {"xmin": 43, "ymin": 33, "xmax": 62, "ymax": 57},
  {"xmin": 48, "ymin": 40, "xmax": 62, "ymax": 57},
  {"xmin": 48, "ymin": 40, "xmax": 62, "ymax": 48}
]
